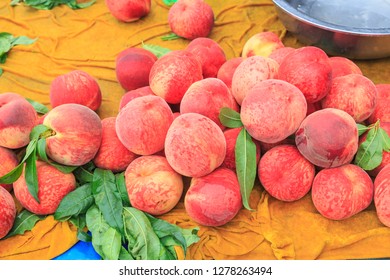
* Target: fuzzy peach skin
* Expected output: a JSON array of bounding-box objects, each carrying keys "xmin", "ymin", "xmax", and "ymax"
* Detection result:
[
  {"xmin": 105, "ymin": 0, "xmax": 151, "ymax": 22},
  {"xmin": 0, "ymin": 186, "xmax": 16, "ymax": 239},
  {"xmin": 328, "ymin": 56, "xmax": 363, "ymax": 78},
  {"xmin": 149, "ymin": 50, "xmax": 203, "ymax": 104},
  {"xmin": 278, "ymin": 46, "xmax": 332, "ymax": 103},
  {"xmin": 217, "ymin": 57, "xmax": 243, "ymax": 89},
  {"xmin": 116, "ymin": 95, "xmax": 173, "ymax": 155},
  {"xmin": 295, "ymin": 108, "xmax": 358, "ymax": 168},
  {"xmin": 50, "ymin": 70, "xmax": 102, "ymax": 111},
  {"xmin": 119, "ymin": 86, "xmax": 154, "ymax": 110},
  {"xmin": 180, "ymin": 78, "xmax": 237, "ymax": 130},
  {"xmin": 93, "ymin": 117, "xmax": 137, "ymax": 172},
  {"xmin": 241, "ymin": 31, "xmax": 285, "ymax": 58},
  {"xmin": 165, "ymin": 113, "xmax": 226, "ymax": 177},
  {"xmin": 168, "ymin": 0, "xmax": 214, "ymax": 40},
  {"xmin": 184, "ymin": 167, "xmax": 242, "ymax": 227},
  {"xmin": 43, "ymin": 103, "xmax": 102, "ymax": 166},
  {"xmin": 241, "ymin": 79, "xmax": 307, "ymax": 143},
  {"xmin": 367, "ymin": 84, "xmax": 390, "ymax": 124},
  {"xmin": 269, "ymin": 46, "xmax": 295, "ymax": 65},
  {"xmin": 116, "ymin": 48, "xmax": 157, "ymax": 91},
  {"xmin": 321, "ymin": 74, "xmax": 377, "ymax": 123},
  {"xmin": 186, "ymin": 37, "xmax": 226, "ymax": 78},
  {"xmin": 0, "ymin": 92, "xmax": 37, "ymax": 149},
  {"xmin": 125, "ymin": 155, "xmax": 183, "ymax": 215},
  {"xmin": 222, "ymin": 127, "xmax": 261, "ymax": 171},
  {"xmin": 259, "ymin": 144, "xmax": 315, "ymax": 202},
  {"xmin": 312, "ymin": 164, "xmax": 374, "ymax": 220},
  {"xmin": 231, "ymin": 56, "xmax": 279, "ymax": 105},
  {"xmin": 0, "ymin": 147, "xmax": 19, "ymax": 192},
  {"xmin": 13, "ymin": 161, "xmax": 76, "ymax": 215},
  {"xmin": 374, "ymin": 164, "xmax": 390, "ymax": 227}
]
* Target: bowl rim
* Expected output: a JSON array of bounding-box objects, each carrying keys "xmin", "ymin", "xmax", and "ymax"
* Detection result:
[{"xmin": 273, "ymin": 0, "xmax": 390, "ymax": 36}]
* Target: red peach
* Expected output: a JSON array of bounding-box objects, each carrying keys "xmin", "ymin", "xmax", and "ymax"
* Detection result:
[
  {"xmin": 0, "ymin": 93, "xmax": 37, "ymax": 149},
  {"xmin": 168, "ymin": 0, "xmax": 214, "ymax": 40},
  {"xmin": 278, "ymin": 46, "xmax": 332, "ymax": 103},
  {"xmin": 367, "ymin": 84, "xmax": 390, "ymax": 124},
  {"xmin": 149, "ymin": 50, "xmax": 203, "ymax": 104},
  {"xmin": 231, "ymin": 56, "xmax": 279, "ymax": 105},
  {"xmin": 259, "ymin": 144, "xmax": 315, "ymax": 202},
  {"xmin": 0, "ymin": 147, "xmax": 19, "ymax": 192},
  {"xmin": 186, "ymin": 37, "xmax": 226, "ymax": 78},
  {"xmin": 217, "ymin": 57, "xmax": 244, "ymax": 89},
  {"xmin": 269, "ymin": 46, "xmax": 295, "ymax": 65},
  {"xmin": 180, "ymin": 78, "xmax": 238, "ymax": 130},
  {"xmin": 43, "ymin": 103, "xmax": 102, "ymax": 166},
  {"xmin": 105, "ymin": 0, "xmax": 151, "ymax": 22},
  {"xmin": 241, "ymin": 31, "xmax": 285, "ymax": 58},
  {"xmin": 119, "ymin": 86, "xmax": 154, "ymax": 110},
  {"xmin": 164, "ymin": 113, "xmax": 226, "ymax": 177},
  {"xmin": 93, "ymin": 117, "xmax": 137, "ymax": 172},
  {"xmin": 241, "ymin": 79, "xmax": 307, "ymax": 143},
  {"xmin": 184, "ymin": 167, "xmax": 242, "ymax": 226},
  {"xmin": 258, "ymin": 137, "xmax": 295, "ymax": 154},
  {"xmin": 374, "ymin": 164, "xmax": 390, "ymax": 227},
  {"xmin": 321, "ymin": 74, "xmax": 377, "ymax": 123},
  {"xmin": 329, "ymin": 56, "xmax": 363, "ymax": 78},
  {"xmin": 306, "ymin": 101, "xmax": 322, "ymax": 116},
  {"xmin": 116, "ymin": 95, "xmax": 173, "ymax": 155},
  {"xmin": 125, "ymin": 155, "xmax": 183, "ymax": 215},
  {"xmin": 13, "ymin": 161, "xmax": 76, "ymax": 215},
  {"xmin": 49, "ymin": 70, "xmax": 102, "ymax": 111},
  {"xmin": 116, "ymin": 47, "xmax": 157, "ymax": 63},
  {"xmin": 0, "ymin": 186, "xmax": 16, "ymax": 239},
  {"xmin": 295, "ymin": 108, "xmax": 359, "ymax": 168},
  {"xmin": 312, "ymin": 164, "xmax": 374, "ymax": 220}
]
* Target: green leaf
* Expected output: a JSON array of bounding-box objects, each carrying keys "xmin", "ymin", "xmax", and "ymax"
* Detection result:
[
  {"xmin": 21, "ymin": 0, "xmax": 95, "ymax": 10},
  {"xmin": 71, "ymin": 0, "xmax": 95, "ymax": 9},
  {"xmin": 115, "ymin": 172, "xmax": 130, "ymax": 207},
  {"xmin": 69, "ymin": 214, "xmax": 86, "ymax": 230},
  {"xmin": 379, "ymin": 127, "xmax": 390, "ymax": 152},
  {"xmin": 122, "ymin": 207, "xmax": 161, "ymax": 260},
  {"xmin": 0, "ymin": 68, "xmax": 3, "ymax": 76},
  {"xmin": 119, "ymin": 246, "xmax": 134, "ymax": 260},
  {"xmin": 25, "ymin": 98, "xmax": 49, "ymax": 114},
  {"xmin": 0, "ymin": 54, "xmax": 7, "ymax": 64},
  {"xmin": 92, "ymin": 169, "xmax": 124, "ymax": 233},
  {"xmin": 86, "ymin": 205, "xmax": 109, "ymax": 259},
  {"xmin": 142, "ymin": 43, "xmax": 171, "ymax": 58},
  {"xmin": 101, "ymin": 227, "xmax": 122, "ymax": 260},
  {"xmin": 354, "ymin": 127, "xmax": 383, "ymax": 170},
  {"xmin": 10, "ymin": 0, "xmax": 21, "ymax": 6},
  {"xmin": 30, "ymin": 124, "xmax": 50, "ymax": 141},
  {"xmin": 4, "ymin": 210, "xmax": 46, "ymax": 239},
  {"xmin": 74, "ymin": 165, "xmax": 94, "ymax": 184},
  {"xmin": 219, "ymin": 107, "xmax": 243, "ymax": 128},
  {"xmin": 25, "ymin": 148, "xmax": 40, "ymax": 203},
  {"xmin": 54, "ymin": 183, "xmax": 94, "ymax": 221},
  {"xmin": 11, "ymin": 36, "xmax": 37, "ymax": 47},
  {"xmin": 235, "ymin": 128, "xmax": 257, "ymax": 210},
  {"xmin": 357, "ymin": 123, "xmax": 370, "ymax": 136},
  {"xmin": 161, "ymin": 33, "xmax": 182, "ymax": 41},
  {"xmin": 77, "ymin": 229, "xmax": 92, "ymax": 242},
  {"xmin": 180, "ymin": 227, "xmax": 200, "ymax": 249},
  {"xmin": 163, "ymin": 0, "xmax": 178, "ymax": 6}
]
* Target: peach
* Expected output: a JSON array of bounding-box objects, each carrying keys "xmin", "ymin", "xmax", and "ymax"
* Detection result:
[
  {"xmin": 329, "ymin": 56, "xmax": 363, "ymax": 78},
  {"xmin": 149, "ymin": 50, "xmax": 203, "ymax": 104},
  {"xmin": 125, "ymin": 155, "xmax": 183, "ymax": 215},
  {"xmin": 49, "ymin": 70, "xmax": 102, "ymax": 111},
  {"xmin": 321, "ymin": 74, "xmax": 377, "ymax": 123},
  {"xmin": 367, "ymin": 84, "xmax": 390, "ymax": 124},
  {"xmin": 0, "ymin": 186, "xmax": 16, "ymax": 239},
  {"xmin": 168, "ymin": 0, "xmax": 214, "ymax": 40},
  {"xmin": 241, "ymin": 31, "xmax": 285, "ymax": 58},
  {"xmin": 43, "ymin": 103, "xmax": 102, "ymax": 166},
  {"xmin": 164, "ymin": 113, "xmax": 226, "ymax": 177},
  {"xmin": 312, "ymin": 164, "xmax": 374, "ymax": 220},
  {"xmin": 231, "ymin": 55, "xmax": 279, "ymax": 105},
  {"xmin": 374, "ymin": 164, "xmax": 390, "ymax": 227},
  {"xmin": 278, "ymin": 46, "xmax": 332, "ymax": 103},
  {"xmin": 184, "ymin": 167, "xmax": 242, "ymax": 226},
  {"xmin": 180, "ymin": 78, "xmax": 238, "ymax": 130},
  {"xmin": 0, "ymin": 147, "xmax": 19, "ymax": 192},
  {"xmin": 115, "ymin": 48, "xmax": 157, "ymax": 91},
  {"xmin": 240, "ymin": 79, "xmax": 307, "ymax": 143},
  {"xmin": 186, "ymin": 37, "xmax": 226, "ymax": 78},
  {"xmin": 13, "ymin": 161, "xmax": 76, "ymax": 215},
  {"xmin": 259, "ymin": 144, "xmax": 315, "ymax": 202},
  {"xmin": 93, "ymin": 117, "xmax": 137, "ymax": 172},
  {"xmin": 295, "ymin": 108, "xmax": 359, "ymax": 168},
  {"xmin": 269, "ymin": 46, "xmax": 295, "ymax": 65},
  {"xmin": 306, "ymin": 101, "xmax": 322, "ymax": 116},
  {"xmin": 116, "ymin": 95, "xmax": 173, "ymax": 155},
  {"xmin": 217, "ymin": 57, "xmax": 244, "ymax": 89},
  {"xmin": 0, "ymin": 92, "xmax": 37, "ymax": 149},
  {"xmin": 119, "ymin": 86, "xmax": 154, "ymax": 110},
  {"xmin": 222, "ymin": 127, "xmax": 261, "ymax": 171},
  {"xmin": 105, "ymin": 0, "xmax": 151, "ymax": 22},
  {"xmin": 258, "ymin": 137, "xmax": 295, "ymax": 154}
]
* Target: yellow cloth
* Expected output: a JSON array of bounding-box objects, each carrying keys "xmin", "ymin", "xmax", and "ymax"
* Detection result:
[{"xmin": 1, "ymin": 0, "xmax": 390, "ymax": 260}]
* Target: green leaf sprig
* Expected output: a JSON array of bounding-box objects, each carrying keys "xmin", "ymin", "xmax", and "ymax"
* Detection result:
[
  {"xmin": 142, "ymin": 42, "xmax": 171, "ymax": 58},
  {"xmin": 5, "ymin": 210, "xmax": 46, "ymax": 239},
  {"xmin": 10, "ymin": 0, "xmax": 95, "ymax": 10},
  {"xmin": 161, "ymin": 32, "xmax": 182, "ymax": 41},
  {"xmin": 163, "ymin": 0, "xmax": 178, "ymax": 6},
  {"xmin": 0, "ymin": 32, "xmax": 37, "ymax": 76}
]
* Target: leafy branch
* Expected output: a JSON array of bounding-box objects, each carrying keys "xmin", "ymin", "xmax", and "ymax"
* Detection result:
[{"xmin": 10, "ymin": 0, "xmax": 96, "ymax": 10}]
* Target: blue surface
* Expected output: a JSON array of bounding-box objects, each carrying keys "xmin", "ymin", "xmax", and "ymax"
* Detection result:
[{"xmin": 53, "ymin": 240, "xmax": 101, "ymax": 260}]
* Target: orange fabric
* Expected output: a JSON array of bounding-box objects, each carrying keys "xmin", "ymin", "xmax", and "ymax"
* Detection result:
[{"xmin": 1, "ymin": 0, "xmax": 390, "ymax": 260}]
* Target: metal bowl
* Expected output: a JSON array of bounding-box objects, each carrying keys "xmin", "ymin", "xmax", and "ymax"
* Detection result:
[{"xmin": 273, "ymin": 0, "xmax": 390, "ymax": 59}]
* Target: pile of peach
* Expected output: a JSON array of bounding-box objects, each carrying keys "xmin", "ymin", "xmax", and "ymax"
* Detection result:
[{"xmin": 1, "ymin": 1, "xmax": 390, "ymax": 241}]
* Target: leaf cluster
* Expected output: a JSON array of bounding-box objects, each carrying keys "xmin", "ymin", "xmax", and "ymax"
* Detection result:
[{"xmin": 10, "ymin": 0, "xmax": 95, "ymax": 10}]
